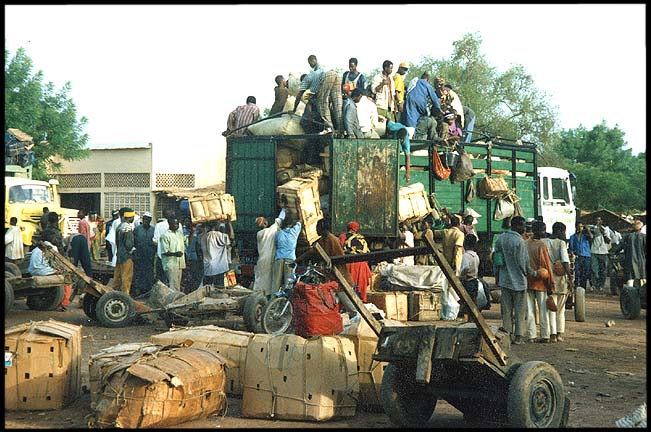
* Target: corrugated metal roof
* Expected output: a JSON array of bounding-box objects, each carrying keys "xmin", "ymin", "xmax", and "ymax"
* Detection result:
[{"xmin": 88, "ymin": 142, "xmax": 152, "ymax": 150}]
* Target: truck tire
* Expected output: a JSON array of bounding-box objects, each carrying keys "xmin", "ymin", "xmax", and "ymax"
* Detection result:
[
  {"xmin": 5, "ymin": 278, "xmax": 15, "ymax": 312},
  {"xmin": 26, "ymin": 285, "xmax": 65, "ymax": 311},
  {"xmin": 620, "ymin": 286, "xmax": 641, "ymax": 320},
  {"xmin": 574, "ymin": 286, "xmax": 586, "ymax": 322},
  {"xmin": 96, "ymin": 291, "xmax": 136, "ymax": 328},
  {"xmin": 243, "ymin": 291, "xmax": 267, "ymax": 333},
  {"xmin": 380, "ymin": 363, "xmax": 438, "ymax": 427},
  {"xmin": 507, "ymin": 361, "xmax": 566, "ymax": 428},
  {"xmin": 82, "ymin": 293, "xmax": 99, "ymax": 320},
  {"xmin": 5, "ymin": 262, "xmax": 22, "ymax": 278}
]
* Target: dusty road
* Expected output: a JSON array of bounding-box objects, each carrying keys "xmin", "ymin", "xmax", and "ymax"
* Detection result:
[{"xmin": 4, "ymin": 284, "xmax": 646, "ymax": 429}]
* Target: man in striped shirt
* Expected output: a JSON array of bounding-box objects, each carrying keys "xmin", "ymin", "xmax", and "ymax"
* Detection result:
[{"xmin": 223, "ymin": 96, "xmax": 260, "ymax": 137}]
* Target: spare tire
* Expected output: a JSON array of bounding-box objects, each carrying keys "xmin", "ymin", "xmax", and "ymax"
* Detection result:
[
  {"xmin": 96, "ymin": 291, "xmax": 135, "ymax": 328},
  {"xmin": 5, "ymin": 261, "xmax": 22, "ymax": 278}
]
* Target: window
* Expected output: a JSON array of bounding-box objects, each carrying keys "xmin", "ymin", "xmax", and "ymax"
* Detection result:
[
  {"xmin": 542, "ymin": 176, "xmax": 550, "ymax": 201},
  {"xmin": 8, "ymin": 185, "xmax": 53, "ymax": 204},
  {"xmin": 551, "ymin": 178, "xmax": 570, "ymax": 204}
]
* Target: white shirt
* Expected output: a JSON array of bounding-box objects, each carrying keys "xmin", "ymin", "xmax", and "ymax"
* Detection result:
[
  {"xmin": 590, "ymin": 225, "xmax": 612, "ymax": 255},
  {"xmin": 254, "ymin": 209, "xmax": 285, "ymax": 292},
  {"xmin": 28, "ymin": 241, "xmax": 58, "ymax": 276},
  {"xmin": 355, "ymin": 96, "xmax": 379, "ymax": 133},
  {"xmin": 201, "ymin": 230, "xmax": 231, "ymax": 276},
  {"xmin": 153, "ymin": 219, "xmax": 170, "ymax": 259},
  {"xmin": 447, "ymin": 89, "xmax": 465, "ymax": 128},
  {"xmin": 5, "ymin": 226, "xmax": 25, "ymax": 260},
  {"xmin": 371, "ymin": 72, "xmax": 395, "ymax": 112},
  {"xmin": 400, "ymin": 230, "xmax": 415, "ymax": 266}
]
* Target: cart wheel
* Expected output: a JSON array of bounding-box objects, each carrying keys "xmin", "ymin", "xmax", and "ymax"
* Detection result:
[
  {"xmin": 26, "ymin": 285, "xmax": 65, "ymax": 311},
  {"xmin": 95, "ymin": 291, "xmax": 135, "ymax": 328},
  {"xmin": 261, "ymin": 296, "xmax": 293, "ymax": 335},
  {"xmin": 380, "ymin": 363, "xmax": 438, "ymax": 427},
  {"xmin": 574, "ymin": 286, "xmax": 586, "ymax": 322},
  {"xmin": 5, "ymin": 278, "xmax": 15, "ymax": 312},
  {"xmin": 82, "ymin": 293, "xmax": 99, "ymax": 320},
  {"xmin": 507, "ymin": 361, "xmax": 565, "ymax": 428},
  {"xmin": 4, "ymin": 262, "xmax": 22, "ymax": 278},
  {"xmin": 243, "ymin": 291, "xmax": 268, "ymax": 333},
  {"xmin": 620, "ymin": 286, "xmax": 641, "ymax": 320}
]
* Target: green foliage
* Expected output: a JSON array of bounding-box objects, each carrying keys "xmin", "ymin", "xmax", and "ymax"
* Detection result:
[
  {"xmin": 5, "ymin": 47, "xmax": 89, "ymax": 180},
  {"xmin": 542, "ymin": 122, "xmax": 646, "ymax": 213}
]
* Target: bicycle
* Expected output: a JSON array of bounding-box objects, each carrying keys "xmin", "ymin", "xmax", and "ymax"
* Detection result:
[{"xmin": 261, "ymin": 261, "xmax": 327, "ymax": 335}]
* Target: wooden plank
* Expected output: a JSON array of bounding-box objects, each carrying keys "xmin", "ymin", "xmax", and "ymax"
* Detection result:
[{"xmin": 40, "ymin": 244, "xmax": 111, "ymax": 297}]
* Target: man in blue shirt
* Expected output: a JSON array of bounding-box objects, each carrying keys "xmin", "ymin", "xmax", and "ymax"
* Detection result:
[
  {"xmin": 403, "ymin": 72, "xmax": 441, "ymax": 129},
  {"xmin": 569, "ymin": 222, "xmax": 593, "ymax": 289},
  {"xmin": 386, "ymin": 120, "xmax": 412, "ymax": 183},
  {"xmin": 272, "ymin": 215, "xmax": 302, "ymax": 295}
]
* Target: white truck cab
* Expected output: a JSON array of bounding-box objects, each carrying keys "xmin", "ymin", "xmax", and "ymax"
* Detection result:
[{"xmin": 537, "ymin": 166, "xmax": 577, "ymax": 237}]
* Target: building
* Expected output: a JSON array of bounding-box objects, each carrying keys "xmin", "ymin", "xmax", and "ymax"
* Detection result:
[{"xmin": 50, "ymin": 142, "xmax": 197, "ymax": 219}]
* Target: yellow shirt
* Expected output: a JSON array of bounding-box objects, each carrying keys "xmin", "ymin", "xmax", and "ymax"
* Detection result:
[{"xmin": 393, "ymin": 73, "xmax": 406, "ymax": 104}]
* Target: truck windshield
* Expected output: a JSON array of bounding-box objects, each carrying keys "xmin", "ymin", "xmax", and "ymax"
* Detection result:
[
  {"xmin": 550, "ymin": 177, "xmax": 571, "ymax": 204},
  {"xmin": 8, "ymin": 184, "xmax": 52, "ymax": 204}
]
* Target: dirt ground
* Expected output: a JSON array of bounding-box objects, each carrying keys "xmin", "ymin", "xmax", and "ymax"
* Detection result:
[{"xmin": 4, "ymin": 278, "xmax": 647, "ymax": 429}]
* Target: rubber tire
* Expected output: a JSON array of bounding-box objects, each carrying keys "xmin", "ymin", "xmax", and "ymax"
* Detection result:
[
  {"xmin": 243, "ymin": 291, "xmax": 268, "ymax": 333},
  {"xmin": 380, "ymin": 363, "xmax": 438, "ymax": 427},
  {"xmin": 507, "ymin": 360, "xmax": 566, "ymax": 428},
  {"xmin": 574, "ymin": 286, "xmax": 586, "ymax": 322},
  {"xmin": 261, "ymin": 296, "xmax": 293, "ymax": 335},
  {"xmin": 5, "ymin": 278, "xmax": 15, "ymax": 312},
  {"xmin": 26, "ymin": 285, "xmax": 66, "ymax": 311},
  {"xmin": 5, "ymin": 261, "xmax": 22, "ymax": 278},
  {"xmin": 95, "ymin": 291, "xmax": 136, "ymax": 328},
  {"xmin": 490, "ymin": 287, "xmax": 502, "ymax": 304},
  {"xmin": 82, "ymin": 293, "xmax": 98, "ymax": 320},
  {"xmin": 620, "ymin": 286, "xmax": 641, "ymax": 320}
]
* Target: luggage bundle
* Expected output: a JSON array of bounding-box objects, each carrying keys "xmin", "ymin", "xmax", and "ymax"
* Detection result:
[{"xmin": 292, "ymin": 280, "xmax": 343, "ymax": 338}]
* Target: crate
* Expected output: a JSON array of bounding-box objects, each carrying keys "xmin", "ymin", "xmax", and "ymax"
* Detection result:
[
  {"xmin": 366, "ymin": 292, "xmax": 408, "ymax": 321},
  {"xmin": 407, "ymin": 291, "xmax": 442, "ymax": 321},
  {"xmin": 189, "ymin": 193, "xmax": 237, "ymax": 223},
  {"xmin": 277, "ymin": 177, "xmax": 324, "ymax": 245},
  {"xmin": 5, "ymin": 320, "xmax": 82, "ymax": 410},
  {"xmin": 398, "ymin": 182, "xmax": 432, "ymax": 222}
]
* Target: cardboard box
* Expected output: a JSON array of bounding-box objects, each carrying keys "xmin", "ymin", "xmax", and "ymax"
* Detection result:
[
  {"xmin": 408, "ymin": 291, "xmax": 442, "ymax": 321},
  {"xmin": 241, "ymin": 333, "xmax": 358, "ymax": 421},
  {"xmin": 366, "ymin": 292, "xmax": 408, "ymax": 321},
  {"xmin": 150, "ymin": 325, "xmax": 254, "ymax": 397},
  {"xmin": 189, "ymin": 193, "xmax": 237, "ymax": 223},
  {"xmin": 277, "ymin": 177, "xmax": 324, "ymax": 245},
  {"xmin": 5, "ymin": 319, "xmax": 82, "ymax": 411},
  {"xmin": 398, "ymin": 182, "xmax": 432, "ymax": 222}
]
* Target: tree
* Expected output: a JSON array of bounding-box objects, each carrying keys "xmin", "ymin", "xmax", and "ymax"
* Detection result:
[
  {"xmin": 542, "ymin": 122, "xmax": 646, "ymax": 213},
  {"xmin": 5, "ymin": 47, "xmax": 89, "ymax": 180}
]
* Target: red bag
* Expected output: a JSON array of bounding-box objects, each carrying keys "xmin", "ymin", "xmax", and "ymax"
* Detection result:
[
  {"xmin": 432, "ymin": 150, "xmax": 451, "ymax": 180},
  {"xmin": 291, "ymin": 281, "xmax": 343, "ymax": 338}
]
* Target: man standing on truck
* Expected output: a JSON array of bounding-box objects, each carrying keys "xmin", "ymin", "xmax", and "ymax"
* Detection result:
[
  {"xmin": 254, "ymin": 199, "xmax": 286, "ymax": 297},
  {"xmin": 403, "ymin": 72, "xmax": 441, "ymax": 130},
  {"xmin": 371, "ymin": 60, "xmax": 396, "ymax": 122},
  {"xmin": 342, "ymin": 84, "xmax": 363, "ymax": 138},
  {"xmin": 222, "ymin": 96, "xmax": 260, "ymax": 137},
  {"xmin": 393, "ymin": 61, "xmax": 409, "ymax": 118},
  {"xmin": 351, "ymin": 88, "xmax": 379, "ymax": 138},
  {"xmin": 270, "ymin": 75, "xmax": 289, "ymax": 116},
  {"xmin": 272, "ymin": 215, "xmax": 302, "ymax": 294},
  {"xmin": 493, "ymin": 215, "xmax": 539, "ymax": 345},
  {"xmin": 113, "ymin": 208, "xmax": 136, "ymax": 296},
  {"xmin": 5, "ymin": 217, "xmax": 25, "ymax": 264}
]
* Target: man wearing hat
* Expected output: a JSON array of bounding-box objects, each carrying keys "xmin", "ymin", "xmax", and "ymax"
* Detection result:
[
  {"xmin": 112, "ymin": 207, "xmax": 136, "ymax": 296},
  {"xmin": 254, "ymin": 199, "xmax": 286, "ymax": 297},
  {"xmin": 610, "ymin": 219, "xmax": 646, "ymax": 290},
  {"xmin": 133, "ymin": 211, "xmax": 156, "ymax": 297},
  {"xmin": 393, "ymin": 61, "xmax": 409, "ymax": 116}
]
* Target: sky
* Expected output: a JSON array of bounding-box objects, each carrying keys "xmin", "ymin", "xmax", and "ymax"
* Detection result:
[{"xmin": 4, "ymin": 4, "xmax": 646, "ymax": 186}]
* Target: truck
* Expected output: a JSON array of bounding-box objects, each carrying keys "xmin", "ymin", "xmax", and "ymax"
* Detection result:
[{"xmin": 225, "ymin": 133, "xmax": 576, "ymax": 276}]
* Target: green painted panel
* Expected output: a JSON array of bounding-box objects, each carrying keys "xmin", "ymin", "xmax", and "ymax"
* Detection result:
[
  {"xmin": 399, "ymin": 171, "xmax": 429, "ymax": 189},
  {"xmin": 331, "ymin": 139, "xmax": 399, "ymax": 238},
  {"xmin": 515, "ymin": 151, "xmax": 535, "ymax": 161}
]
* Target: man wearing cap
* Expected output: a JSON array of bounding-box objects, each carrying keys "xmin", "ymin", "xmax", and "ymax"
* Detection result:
[
  {"xmin": 342, "ymin": 84, "xmax": 363, "ymax": 139},
  {"xmin": 112, "ymin": 208, "xmax": 136, "ymax": 296},
  {"xmin": 610, "ymin": 220, "xmax": 646, "ymax": 290},
  {"xmin": 160, "ymin": 216, "xmax": 187, "ymax": 291},
  {"xmin": 254, "ymin": 199, "xmax": 286, "ymax": 297},
  {"xmin": 393, "ymin": 61, "xmax": 409, "ymax": 117},
  {"xmin": 403, "ymin": 72, "xmax": 441, "ymax": 130},
  {"xmin": 133, "ymin": 211, "xmax": 156, "ymax": 297}
]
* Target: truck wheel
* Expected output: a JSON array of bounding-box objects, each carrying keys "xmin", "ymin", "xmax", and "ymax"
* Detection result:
[
  {"xmin": 380, "ymin": 363, "xmax": 437, "ymax": 427},
  {"xmin": 574, "ymin": 287, "xmax": 586, "ymax": 322},
  {"xmin": 5, "ymin": 278, "xmax": 15, "ymax": 312},
  {"xmin": 243, "ymin": 291, "xmax": 267, "ymax": 333},
  {"xmin": 96, "ymin": 291, "xmax": 135, "ymax": 328},
  {"xmin": 26, "ymin": 285, "xmax": 65, "ymax": 311},
  {"xmin": 620, "ymin": 286, "xmax": 641, "ymax": 320},
  {"xmin": 507, "ymin": 361, "xmax": 565, "ymax": 428},
  {"xmin": 5, "ymin": 262, "xmax": 22, "ymax": 278},
  {"xmin": 82, "ymin": 293, "xmax": 99, "ymax": 320}
]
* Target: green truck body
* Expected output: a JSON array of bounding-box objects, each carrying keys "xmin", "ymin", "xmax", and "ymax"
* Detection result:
[{"xmin": 226, "ymin": 135, "xmax": 546, "ymax": 274}]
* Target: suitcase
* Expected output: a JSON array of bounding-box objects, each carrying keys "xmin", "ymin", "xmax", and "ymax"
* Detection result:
[
  {"xmin": 241, "ymin": 333, "xmax": 358, "ymax": 421},
  {"xmin": 408, "ymin": 290, "xmax": 442, "ymax": 321},
  {"xmin": 292, "ymin": 280, "xmax": 343, "ymax": 338},
  {"xmin": 366, "ymin": 291, "xmax": 408, "ymax": 321}
]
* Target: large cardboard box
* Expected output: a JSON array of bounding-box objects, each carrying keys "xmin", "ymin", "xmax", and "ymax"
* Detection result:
[
  {"xmin": 366, "ymin": 292, "xmax": 408, "ymax": 321},
  {"xmin": 89, "ymin": 345, "xmax": 228, "ymax": 428},
  {"xmin": 408, "ymin": 290, "xmax": 442, "ymax": 321},
  {"xmin": 398, "ymin": 182, "xmax": 432, "ymax": 222},
  {"xmin": 241, "ymin": 333, "xmax": 358, "ymax": 421},
  {"xmin": 189, "ymin": 193, "xmax": 237, "ymax": 223},
  {"xmin": 5, "ymin": 320, "xmax": 82, "ymax": 411},
  {"xmin": 150, "ymin": 325, "xmax": 254, "ymax": 396},
  {"xmin": 277, "ymin": 177, "xmax": 324, "ymax": 245}
]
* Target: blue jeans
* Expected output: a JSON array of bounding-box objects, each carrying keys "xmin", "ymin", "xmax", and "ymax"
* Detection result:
[{"xmin": 574, "ymin": 256, "xmax": 591, "ymax": 288}]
